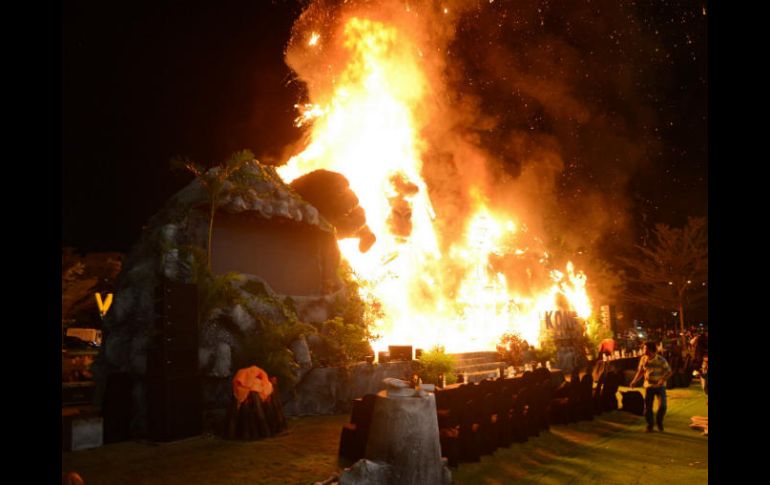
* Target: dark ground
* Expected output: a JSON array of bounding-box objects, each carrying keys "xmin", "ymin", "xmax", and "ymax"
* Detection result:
[{"xmin": 62, "ymin": 384, "xmax": 707, "ymax": 484}]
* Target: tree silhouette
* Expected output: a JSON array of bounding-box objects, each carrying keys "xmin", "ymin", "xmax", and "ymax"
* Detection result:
[{"xmin": 619, "ymin": 217, "xmax": 707, "ymax": 347}]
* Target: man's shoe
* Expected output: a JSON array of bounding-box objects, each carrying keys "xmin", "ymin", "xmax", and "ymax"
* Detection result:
[
  {"xmin": 657, "ymin": 424, "xmax": 664, "ymax": 432},
  {"xmin": 645, "ymin": 426, "xmax": 654, "ymax": 433}
]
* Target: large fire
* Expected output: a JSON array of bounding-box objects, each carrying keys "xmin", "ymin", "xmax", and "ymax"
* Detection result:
[{"xmin": 278, "ymin": 3, "xmax": 591, "ymax": 353}]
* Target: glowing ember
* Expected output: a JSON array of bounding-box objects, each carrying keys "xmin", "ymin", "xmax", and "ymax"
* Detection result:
[{"xmin": 279, "ymin": 5, "xmax": 592, "ymax": 353}]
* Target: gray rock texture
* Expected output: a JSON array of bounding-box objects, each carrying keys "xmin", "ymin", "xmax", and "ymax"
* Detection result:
[
  {"xmin": 339, "ymin": 460, "xmax": 393, "ymax": 485},
  {"xmin": 344, "ymin": 390, "xmax": 451, "ymax": 485},
  {"xmin": 284, "ymin": 361, "xmax": 415, "ymax": 416},
  {"xmin": 93, "ymin": 160, "xmax": 345, "ymax": 437}
]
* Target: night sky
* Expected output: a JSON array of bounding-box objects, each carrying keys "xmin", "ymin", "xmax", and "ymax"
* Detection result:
[{"xmin": 63, "ymin": 0, "xmax": 707, "ymax": 256}]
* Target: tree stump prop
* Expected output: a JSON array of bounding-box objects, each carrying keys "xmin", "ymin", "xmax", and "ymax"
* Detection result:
[{"xmin": 224, "ymin": 367, "xmax": 287, "ymax": 440}]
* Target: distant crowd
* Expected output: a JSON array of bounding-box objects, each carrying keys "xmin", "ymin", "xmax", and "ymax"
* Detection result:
[{"xmin": 608, "ymin": 325, "xmax": 708, "ymax": 371}]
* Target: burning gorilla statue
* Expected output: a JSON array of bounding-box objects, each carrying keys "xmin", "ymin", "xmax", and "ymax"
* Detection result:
[
  {"xmin": 95, "ymin": 159, "xmax": 374, "ymax": 437},
  {"xmin": 289, "ymin": 169, "xmax": 376, "ymax": 252}
]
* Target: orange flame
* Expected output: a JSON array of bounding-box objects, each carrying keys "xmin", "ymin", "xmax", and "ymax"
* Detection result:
[{"xmin": 279, "ymin": 13, "xmax": 591, "ymax": 353}]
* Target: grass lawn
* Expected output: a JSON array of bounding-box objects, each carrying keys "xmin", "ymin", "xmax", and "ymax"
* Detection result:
[
  {"xmin": 452, "ymin": 384, "xmax": 708, "ymax": 484},
  {"xmin": 62, "ymin": 384, "xmax": 707, "ymax": 484}
]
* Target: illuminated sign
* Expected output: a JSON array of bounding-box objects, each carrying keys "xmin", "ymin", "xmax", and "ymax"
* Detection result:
[{"xmin": 95, "ymin": 292, "xmax": 113, "ymax": 317}]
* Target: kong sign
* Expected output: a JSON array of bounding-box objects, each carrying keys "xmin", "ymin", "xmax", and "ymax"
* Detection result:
[
  {"xmin": 599, "ymin": 305, "xmax": 617, "ymax": 334},
  {"xmin": 542, "ymin": 310, "xmax": 588, "ymax": 372},
  {"xmin": 542, "ymin": 310, "xmax": 584, "ymax": 341}
]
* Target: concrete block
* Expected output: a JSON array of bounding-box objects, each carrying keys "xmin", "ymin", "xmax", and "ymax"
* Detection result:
[{"xmin": 65, "ymin": 416, "xmax": 103, "ymax": 451}]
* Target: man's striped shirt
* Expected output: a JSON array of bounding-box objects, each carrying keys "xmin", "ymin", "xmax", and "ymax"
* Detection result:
[{"xmin": 638, "ymin": 354, "xmax": 671, "ymax": 388}]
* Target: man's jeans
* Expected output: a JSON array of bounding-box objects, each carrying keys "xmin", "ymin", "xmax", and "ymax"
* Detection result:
[
  {"xmin": 644, "ymin": 386, "xmax": 667, "ymax": 428},
  {"xmin": 644, "ymin": 386, "xmax": 666, "ymax": 428}
]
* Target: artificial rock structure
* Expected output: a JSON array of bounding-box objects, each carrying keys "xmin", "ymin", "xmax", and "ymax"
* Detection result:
[{"xmin": 95, "ymin": 160, "xmax": 378, "ymax": 436}]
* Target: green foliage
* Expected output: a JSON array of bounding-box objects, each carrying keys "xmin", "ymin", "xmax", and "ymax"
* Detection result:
[
  {"xmin": 584, "ymin": 316, "xmax": 613, "ymax": 358},
  {"xmin": 496, "ymin": 332, "xmax": 528, "ymax": 366},
  {"xmin": 336, "ymin": 262, "xmax": 384, "ymax": 331},
  {"xmin": 199, "ymin": 272, "xmax": 246, "ymax": 319},
  {"xmin": 234, "ymin": 281, "xmax": 315, "ymax": 387},
  {"xmin": 417, "ymin": 346, "xmax": 457, "ymax": 385},
  {"xmin": 241, "ymin": 279, "xmax": 269, "ymax": 299},
  {"xmin": 309, "ymin": 262, "xmax": 379, "ymax": 368},
  {"xmin": 188, "ymin": 248, "xmax": 315, "ymax": 387},
  {"xmin": 238, "ymin": 313, "xmax": 315, "ymax": 388},
  {"xmin": 171, "ymin": 149, "xmax": 255, "ymax": 197},
  {"xmin": 312, "ymin": 317, "xmax": 373, "ymax": 367}
]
